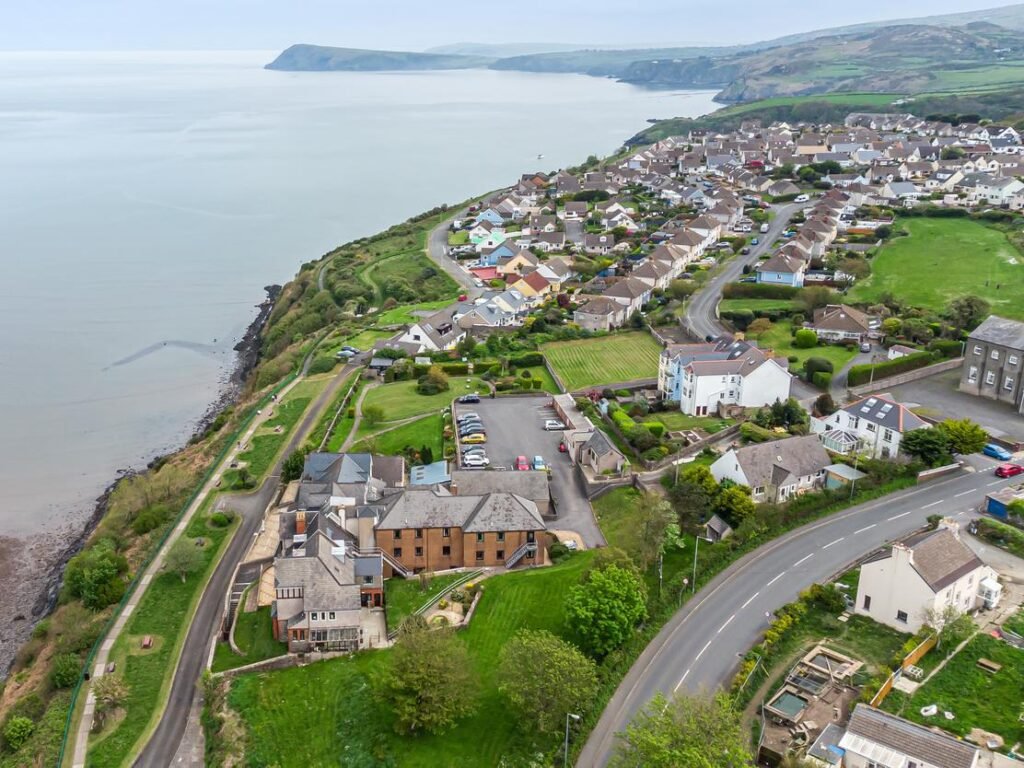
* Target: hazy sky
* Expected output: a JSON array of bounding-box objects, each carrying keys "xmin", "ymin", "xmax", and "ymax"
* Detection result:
[{"xmin": 1, "ymin": 0, "xmax": 1017, "ymax": 50}]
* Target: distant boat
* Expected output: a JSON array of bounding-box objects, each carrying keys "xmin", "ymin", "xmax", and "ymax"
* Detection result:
[{"xmin": 537, "ymin": 153, "xmax": 544, "ymax": 160}]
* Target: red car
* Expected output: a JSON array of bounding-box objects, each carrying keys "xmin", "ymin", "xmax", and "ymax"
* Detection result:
[
  {"xmin": 995, "ymin": 464, "xmax": 1024, "ymax": 478},
  {"xmin": 514, "ymin": 455, "xmax": 530, "ymax": 471}
]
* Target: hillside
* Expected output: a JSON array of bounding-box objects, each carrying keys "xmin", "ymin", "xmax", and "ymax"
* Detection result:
[{"xmin": 265, "ymin": 44, "xmax": 493, "ymax": 71}]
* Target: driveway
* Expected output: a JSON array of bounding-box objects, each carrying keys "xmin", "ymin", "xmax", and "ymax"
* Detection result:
[
  {"xmin": 831, "ymin": 345, "xmax": 876, "ymax": 398},
  {"xmin": 452, "ymin": 396, "xmax": 604, "ymax": 548},
  {"xmin": 883, "ymin": 368, "xmax": 1024, "ymax": 442}
]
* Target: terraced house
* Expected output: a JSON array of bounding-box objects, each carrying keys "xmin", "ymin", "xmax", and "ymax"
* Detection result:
[{"xmin": 959, "ymin": 314, "xmax": 1024, "ymax": 413}]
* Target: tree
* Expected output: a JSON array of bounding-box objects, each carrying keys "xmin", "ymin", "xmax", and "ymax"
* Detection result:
[
  {"xmin": 611, "ymin": 691, "xmax": 751, "ymax": 768},
  {"xmin": 51, "ymin": 653, "xmax": 82, "ymax": 689},
  {"xmin": 680, "ymin": 464, "xmax": 718, "ymax": 496},
  {"xmin": 902, "ymin": 318, "xmax": 933, "ymax": 344},
  {"xmin": 419, "ymin": 445, "xmax": 434, "ymax": 465},
  {"xmin": 836, "ymin": 256, "xmax": 870, "ymax": 281},
  {"xmin": 902, "ymin": 427, "xmax": 952, "ymax": 467},
  {"xmin": 496, "ymin": 630, "xmax": 598, "ymax": 734},
  {"xmin": 814, "ymin": 392, "xmax": 837, "ymax": 417},
  {"xmin": 632, "ymin": 494, "xmax": 675, "ymax": 570},
  {"xmin": 92, "ymin": 674, "xmax": 129, "ymax": 728},
  {"xmin": 921, "ymin": 605, "xmax": 974, "ymax": 650},
  {"xmin": 746, "ymin": 318, "xmax": 772, "ymax": 337},
  {"xmin": 793, "ymin": 329, "xmax": 818, "ymax": 349},
  {"xmin": 937, "ymin": 418, "xmax": 987, "ymax": 456},
  {"xmin": 881, "ymin": 317, "xmax": 902, "ymax": 337},
  {"xmin": 416, "ymin": 365, "xmax": 449, "ymax": 395},
  {"xmin": 715, "ymin": 485, "xmax": 755, "ymax": 524},
  {"xmin": 3, "ymin": 716, "xmax": 34, "ymax": 752},
  {"xmin": 566, "ymin": 564, "xmax": 647, "ymax": 658},
  {"xmin": 797, "ymin": 286, "xmax": 834, "ymax": 313},
  {"xmin": 947, "ymin": 295, "xmax": 989, "ymax": 332},
  {"xmin": 668, "ymin": 280, "xmax": 697, "ymax": 301},
  {"xmin": 64, "ymin": 538, "xmax": 129, "ymax": 611},
  {"xmin": 363, "ymin": 404, "xmax": 385, "ymax": 426},
  {"xmin": 281, "ymin": 450, "xmax": 305, "ymax": 483},
  {"xmin": 457, "ymin": 336, "xmax": 477, "ymax": 357},
  {"xmin": 165, "ymin": 538, "xmax": 203, "ymax": 583},
  {"xmin": 379, "ymin": 625, "xmax": 477, "ymax": 734}
]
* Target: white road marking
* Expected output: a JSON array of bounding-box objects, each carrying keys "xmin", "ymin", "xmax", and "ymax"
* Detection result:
[
  {"xmin": 954, "ymin": 490, "xmax": 974, "ymax": 498},
  {"xmin": 695, "ymin": 640, "xmax": 712, "ymax": 660},
  {"xmin": 987, "ymin": 480, "xmax": 1002, "ymax": 487},
  {"xmin": 888, "ymin": 510, "xmax": 913, "ymax": 520},
  {"xmin": 741, "ymin": 592, "xmax": 760, "ymax": 609},
  {"xmin": 823, "ymin": 537, "xmax": 844, "ymax": 549},
  {"xmin": 674, "ymin": 668, "xmax": 690, "ymax": 692},
  {"xmin": 923, "ymin": 501, "xmax": 943, "ymax": 509},
  {"xmin": 854, "ymin": 524, "xmax": 876, "ymax": 534},
  {"xmin": 794, "ymin": 553, "xmax": 813, "ymax": 567},
  {"xmin": 718, "ymin": 614, "xmax": 735, "ymax": 633},
  {"xmin": 765, "ymin": 572, "xmax": 785, "ymax": 588}
]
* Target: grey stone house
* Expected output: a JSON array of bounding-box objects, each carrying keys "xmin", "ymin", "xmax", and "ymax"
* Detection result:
[{"xmin": 959, "ymin": 315, "xmax": 1024, "ymax": 413}]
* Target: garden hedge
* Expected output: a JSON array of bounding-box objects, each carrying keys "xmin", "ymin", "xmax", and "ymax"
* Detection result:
[
  {"xmin": 510, "ymin": 352, "xmax": 544, "ymax": 367},
  {"xmin": 722, "ymin": 283, "xmax": 800, "ymax": 300},
  {"xmin": 847, "ymin": 351, "xmax": 936, "ymax": 386}
]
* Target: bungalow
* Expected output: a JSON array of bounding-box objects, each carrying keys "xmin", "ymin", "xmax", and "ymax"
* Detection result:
[
  {"xmin": 756, "ymin": 252, "xmax": 807, "ymax": 287},
  {"xmin": 767, "ymin": 180, "xmax": 801, "ymax": 198},
  {"xmin": 710, "ymin": 434, "xmax": 832, "ymax": 504},
  {"xmin": 496, "ymin": 249, "xmax": 539, "ymax": 277},
  {"xmin": 812, "ymin": 393, "xmax": 929, "ymax": 459},
  {"xmin": 508, "ymin": 269, "xmax": 554, "ymax": 300},
  {"xmin": 838, "ymin": 705, "xmax": 980, "ymax": 768},
  {"xmin": 532, "ymin": 231, "xmax": 566, "ymax": 253},
  {"xmin": 398, "ymin": 306, "xmax": 466, "ymax": 352},
  {"xmin": 583, "ymin": 233, "xmax": 617, "ymax": 255},
  {"xmin": 807, "ymin": 304, "xmax": 872, "ymax": 342},
  {"xmin": 560, "ymin": 201, "xmax": 589, "ymax": 221}
]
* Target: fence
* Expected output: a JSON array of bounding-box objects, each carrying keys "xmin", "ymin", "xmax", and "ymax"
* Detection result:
[
  {"xmin": 56, "ymin": 331, "xmax": 331, "ymax": 767},
  {"xmin": 317, "ymin": 371, "xmax": 364, "ymax": 451},
  {"xmin": 847, "ymin": 357, "xmax": 963, "ymax": 397},
  {"xmin": 868, "ymin": 634, "xmax": 937, "ymax": 708},
  {"xmin": 385, "ymin": 569, "xmax": 483, "ymax": 641}
]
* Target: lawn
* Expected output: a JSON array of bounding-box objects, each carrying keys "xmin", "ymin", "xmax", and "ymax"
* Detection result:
[
  {"xmin": 228, "ymin": 552, "xmax": 596, "ymax": 767},
  {"xmin": 383, "ymin": 571, "xmax": 469, "ymax": 631},
  {"xmin": 718, "ymin": 298, "xmax": 798, "ymax": 313},
  {"xmin": 448, "ymin": 230, "xmax": 469, "ymax": 245},
  {"xmin": 373, "ymin": 299, "xmax": 455, "ymax": 327},
  {"xmin": 510, "ymin": 364, "xmax": 560, "ymax": 393},
  {"xmin": 645, "ymin": 411, "xmax": 732, "ymax": 434},
  {"xmin": 212, "ymin": 605, "xmax": 287, "ymax": 673},
  {"xmin": 849, "ymin": 218, "xmax": 1024, "ymax": 320},
  {"xmin": 757, "ymin": 320, "xmax": 859, "ymax": 371},
  {"xmin": 1004, "ymin": 609, "xmax": 1024, "ymax": 637},
  {"xmin": 353, "ymin": 413, "xmax": 443, "ymax": 458},
  {"xmin": 542, "ymin": 332, "xmax": 662, "ymax": 391},
  {"xmin": 882, "ymin": 633, "xmax": 1024, "ymax": 746},
  {"xmin": 360, "ymin": 378, "xmax": 488, "ymax": 423}
]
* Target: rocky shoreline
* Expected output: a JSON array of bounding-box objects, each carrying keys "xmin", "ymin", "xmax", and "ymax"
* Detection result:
[{"xmin": 0, "ymin": 285, "xmax": 280, "ymax": 678}]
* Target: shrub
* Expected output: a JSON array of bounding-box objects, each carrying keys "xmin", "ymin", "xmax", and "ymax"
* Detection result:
[
  {"xmin": 131, "ymin": 504, "xmax": 171, "ymax": 535},
  {"xmin": 927, "ymin": 339, "xmax": 962, "ymax": 358},
  {"xmin": 209, "ymin": 512, "xmax": 231, "ymax": 528},
  {"xmin": 3, "ymin": 716, "xmax": 34, "ymax": 751},
  {"xmin": 520, "ymin": 369, "xmax": 532, "ymax": 380},
  {"xmin": 787, "ymin": 355, "xmax": 799, "ymax": 363},
  {"xmin": 740, "ymin": 422, "xmax": 776, "ymax": 443},
  {"xmin": 847, "ymin": 351, "xmax": 935, "ymax": 386},
  {"xmin": 31, "ymin": 619, "xmax": 50, "ymax": 640},
  {"xmin": 510, "ymin": 352, "xmax": 544, "ymax": 367},
  {"xmin": 793, "ymin": 329, "xmax": 818, "ymax": 348},
  {"xmin": 441, "ymin": 363, "xmax": 469, "ymax": 375},
  {"xmin": 646, "ymin": 421, "xmax": 666, "ymax": 438},
  {"xmin": 721, "ymin": 309, "xmax": 754, "ymax": 330},
  {"xmin": 548, "ymin": 542, "xmax": 571, "ymax": 563},
  {"xmin": 722, "ymin": 283, "xmax": 799, "ymax": 300},
  {"xmin": 51, "ymin": 653, "xmax": 82, "ymax": 689},
  {"xmin": 804, "ymin": 357, "xmax": 834, "ymax": 377},
  {"xmin": 307, "ymin": 355, "xmax": 338, "ymax": 375},
  {"xmin": 812, "ymin": 372, "xmax": 833, "ymax": 389}
]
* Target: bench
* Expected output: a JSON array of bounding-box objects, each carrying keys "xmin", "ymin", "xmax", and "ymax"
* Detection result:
[
  {"xmin": 141, "ymin": 635, "xmax": 153, "ymax": 649},
  {"xmin": 977, "ymin": 658, "xmax": 1002, "ymax": 674}
]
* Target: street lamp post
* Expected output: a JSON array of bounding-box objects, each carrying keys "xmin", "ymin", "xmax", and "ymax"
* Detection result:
[
  {"xmin": 564, "ymin": 712, "xmax": 581, "ymax": 767},
  {"xmin": 692, "ymin": 535, "xmax": 714, "ymax": 593}
]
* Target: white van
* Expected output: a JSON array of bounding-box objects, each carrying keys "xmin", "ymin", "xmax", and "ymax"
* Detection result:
[
  {"xmin": 760, "ymin": 223, "xmax": 770, "ymax": 234},
  {"xmin": 794, "ymin": 194, "xmax": 810, "ymax": 203}
]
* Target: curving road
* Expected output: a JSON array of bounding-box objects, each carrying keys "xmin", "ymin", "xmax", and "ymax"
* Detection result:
[
  {"xmin": 578, "ymin": 455, "xmax": 1012, "ymax": 766},
  {"xmin": 427, "ymin": 211, "xmax": 484, "ymax": 299},
  {"xmin": 133, "ymin": 360, "xmax": 360, "ymax": 767}
]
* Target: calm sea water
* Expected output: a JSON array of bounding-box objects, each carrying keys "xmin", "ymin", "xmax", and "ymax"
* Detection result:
[{"xmin": 0, "ymin": 51, "xmax": 718, "ymax": 538}]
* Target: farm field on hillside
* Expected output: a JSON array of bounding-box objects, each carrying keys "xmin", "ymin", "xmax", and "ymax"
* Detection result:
[{"xmin": 543, "ymin": 332, "xmax": 662, "ymax": 391}]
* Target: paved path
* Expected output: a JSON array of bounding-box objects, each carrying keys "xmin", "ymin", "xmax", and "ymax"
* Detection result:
[
  {"xmin": 831, "ymin": 346, "xmax": 873, "ymax": 398},
  {"xmin": 339, "ymin": 380, "xmax": 379, "ymax": 451},
  {"xmin": 578, "ymin": 455, "xmax": 1020, "ymax": 766},
  {"xmin": 133, "ymin": 362, "xmax": 359, "ymax": 767}
]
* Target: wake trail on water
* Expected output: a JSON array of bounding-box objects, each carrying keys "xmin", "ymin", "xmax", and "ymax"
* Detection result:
[{"xmin": 106, "ymin": 339, "xmax": 227, "ymax": 369}]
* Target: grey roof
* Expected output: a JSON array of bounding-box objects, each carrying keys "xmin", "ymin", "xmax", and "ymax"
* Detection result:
[
  {"xmin": 732, "ymin": 435, "xmax": 831, "ymax": 488},
  {"xmin": 353, "ymin": 555, "xmax": 382, "ymax": 578},
  {"xmin": 449, "ymin": 470, "xmax": 550, "ymax": 503},
  {"xmin": 705, "ymin": 514, "xmax": 733, "ymax": 537},
  {"xmin": 903, "ymin": 527, "xmax": 984, "ymax": 592},
  {"xmin": 841, "ymin": 705, "xmax": 978, "ymax": 768},
  {"xmin": 840, "ymin": 394, "xmax": 927, "ymax": 433},
  {"xmin": 409, "ymin": 460, "xmax": 450, "ymax": 486},
  {"xmin": 825, "ymin": 463, "xmax": 867, "ymax": 481},
  {"xmin": 463, "ymin": 493, "xmax": 546, "ymax": 533},
  {"xmin": 275, "ymin": 532, "xmax": 361, "ymax": 611},
  {"xmin": 375, "ymin": 488, "xmax": 545, "ymax": 533},
  {"xmin": 369, "ymin": 356, "xmax": 395, "ymax": 369},
  {"xmin": 969, "ymin": 314, "xmax": 1024, "ymax": 352},
  {"xmin": 807, "ymin": 722, "xmax": 845, "ymax": 766},
  {"xmin": 583, "ymin": 429, "xmax": 619, "ymax": 458}
]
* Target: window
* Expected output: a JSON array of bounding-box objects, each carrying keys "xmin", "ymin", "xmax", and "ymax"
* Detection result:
[
  {"xmin": 986, "ymin": 371, "xmax": 996, "ymax": 385},
  {"xmin": 475, "ymin": 551, "xmax": 484, "ymax": 562},
  {"xmin": 496, "ymin": 532, "xmax": 505, "ymax": 542},
  {"xmin": 476, "ymin": 533, "xmax": 485, "ymax": 543},
  {"xmin": 496, "ymin": 550, "xmax": 504, "ymax": 560},
  {"xmin": 896, "ymin": 610, "xmax": 908, "ymax": 624},
  {"xmin": 415, "ymin": 528, "xmax": 423, "ymax": 539},
  {"xmin": 394, "ymin": 530, "xmax": 402, "ymax": 540},
  {"xmin": 863, "ymin": 595, "xmax": 871, "ymax": 610},
  {"xmin": 974, "ymin": 345, "xmax": 982, "ymax": 355},
  {"xmin": 968, "ymin": 365, "xmax": 978, "ymax": 383},
  {"xmin": 527, "ymin": 531, "xmax": 535, "ymax": 543},
  {"xmin": 1006, "ymin": 377, "xmax": 1015, "ymax": 391},
  {"xmin": 363, "ymin": 575, "xmax": 373, "ymax": 584},
  {"xmin": 1010, "ymin": 355, "xmax": 1019, "ymax": 366},
  {"xmin": 991, "ymin": 349, "xmax": 1000, "ymax": 360},
  {"xmin": 393, "ymin": 547, "xmax": 402, "ymax": 558},
  {"xmin": 310, "ymin": 612, "xmax": 318, "ymax": 621},
  {"xmin": 442, "ymin": 527, "xmax": 451, "ymax": 538},
  {"xmin": 753, "ymin": 486, "xmax": 765, "ymax": 495},
  {"xmin": 415, "ymin": 546, "xmax": 423, "ymax": 557},
  {"xmin": 442, "ymin": 545, "xmax": 451, "ymax": 557},
  {"xmin": 848, "ymin": 415, "xmax": 859, "ymax": 429},
  {"xmin": 328, "ymin": 612, "xmax": 335, "ymax": 620},
  {"xmin": 883, "ymin": 428, "xmax": 894, "ymax": 442},
  {"xmin": 866, "ymin": 423, "xmax": 876, "ymax": 432}
]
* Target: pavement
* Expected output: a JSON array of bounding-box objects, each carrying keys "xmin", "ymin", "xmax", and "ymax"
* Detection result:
[
  {"xmin": 577, "ymin": 451, "xmax": 1023, "ymax": 767},
  {"xmin": 452, "ymin": 397, "xmax": 605, "ymax": 548},
  {"xmin": 129, "ymin": 361, "xmax": 361, "ymax": 768}
]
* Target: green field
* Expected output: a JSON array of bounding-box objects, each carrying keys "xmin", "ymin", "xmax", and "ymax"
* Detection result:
[
  {"xmin": 758, "ymin": 320, "xmax": 859, "ymax": 371},
  {"xmin": 849, "ymin": 218, "xmax": 1024, "ymax": 320},
  {"xmin": 353, "ymin": 413, "xmax": 443, "ymax": 457},
  {"xmin": 383, "ymin": 571, "xmax": 469, "ymax": 631},
  {"xmin": 228, "ymin": 552, "xmax": 595, "ymax": 767},
  {"xmin": 360, "ymin": 378, "xmax": 487, "ymax": 422},
  {"xmin": 542, "ymin": 332, "xmax": 662, "ymax": 390},
  {"xmin": 718, "ymin": 298, "xmax": 797, "ymax": 313},
  {"xmin": 373, "ymin": 299, "xmax": 457, "ymax": 326},
  {"xmin": 211, "ymin": 605, "xmax": 287, "ymax": 673}
]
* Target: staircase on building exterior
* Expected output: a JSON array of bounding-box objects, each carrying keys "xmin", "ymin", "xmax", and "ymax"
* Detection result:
[
  {"xmin": 504, "ymin": 541, "xmax": 537, "ymax": 569},
  {"xmin": 350, "ymin": 545, "xmax": 412, "ymax": 578}
]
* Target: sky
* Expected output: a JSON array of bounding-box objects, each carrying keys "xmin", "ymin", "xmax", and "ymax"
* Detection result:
[{"xmin": 0, "ymin": 0, "xmax": 1018, "ymax": 51}]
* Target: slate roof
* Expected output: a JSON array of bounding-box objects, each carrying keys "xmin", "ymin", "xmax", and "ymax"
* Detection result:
[
  {"xmin": 757, "ymin": 252, "xmax": 805, "ymax": 275},
  {"xmin": 840, "ymin": 394, "xmax": 927, "ymax": 433},
  {"xmin": 840, "ymin": 705, "xmax": 978, "ymax": 768},
  {"xmin": 583, "ymin": 429, "xmax": 619, "ymax": 458},
  {"xmin": 969, "ymin": 314, "xmax": 1024, "ymax": 352},
  {"xmin": 903, "ymin": 527, "xmax": 984, "ymax": 592},
  {"xmin": 449, "ymin": 470, "xmax": 550, "ymax": 503},
  {"xmin": 732, "ymin": 435, "xmax": 831, "ymax": 488},
  {"xmin": 375, "ymin": 488, "xmax": 545, "ymax": 533}
]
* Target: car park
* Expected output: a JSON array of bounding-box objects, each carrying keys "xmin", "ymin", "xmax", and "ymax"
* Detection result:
[
  {"xmin": 532, "ymin": 456, "xmax": 546, "ymax": 471},
  {"xmin": 462, "ymin": 433, "xmax": 487, "ymax": 444},
  {"xmin": 514, "ymin": 455, "xmax": 529, "ymax": 471},
  {"xmin": 983, "ymin": 443, "xmax": 1012, "ymax": 461},
  {"xmin": 544, "ymin": 419, "xmax": 566, "ymax": 431},
  {"xmin": 995, "ymin": 463, "xmax": 1024, "ymax": 478},
  {"xmin": 457, "ymin": 394, "xmax": 480, "ymax": 404}
]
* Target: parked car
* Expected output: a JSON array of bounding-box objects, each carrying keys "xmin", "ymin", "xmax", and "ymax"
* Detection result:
[
  {"xmin": 995, "ymin": 463, "xmax": 1024, "ymax": 478},
  {"xmin": 457, "ymin": 394, "xmax": 480, "ymax": 404},
  {"xmin": 532, "ymin": 456, "xmax": 546, "ymax": 471},
  {"xmin": 983, "ymin": 443, "xmax": 1012, "ymax": 461},
  {"xmin": 462, "ymin": 433, "xmax": 487, "ymax": 444},
  {"xmin": 558, "ymin": 441, "xmax": 568, "ymax": 453},
  {"xmin": 462, "ymin": 446, "xmax": 487, "ymax": 458},
  {"xmin": 760, "ymin": 223, "xmax": 770, "ymax": 233},
  {"xmin": 740, "ymin": 247, "xmax": 750, "ymax": 255},
  {"xmin": 751, "ymin": 237, "xmax": 759, "ymax": 245},
  {"xmin": 859, "ymin": 342, "xmax": 871, "ymax": 353},
  {"xmin": 544, "ymin": 419, "xmax": 566, "ymax": 431},
  {"xmin": 458, "ymin": 425, "xmax": 485, "ymax": 437},
  {"xmin": 336, "ymin": 350, "xmax": 355, "ymax": 359},
  {"xmin": 340, "ymin": 345, "xmax": 360, "ymax": 354},
  {"xmin": 794, "ymin": 194, "xmax": 810, "ymax": 203},
  {"xmin": 456, "ymin": 412, "xmax": 480, "ymax": 423},
  {"xmin": 515, "ymin": 455, "xmax": 530, "ymax": 471},
  {"xmin": 463, "ymin": 455, "xmax": 490, "ymax": 468}
]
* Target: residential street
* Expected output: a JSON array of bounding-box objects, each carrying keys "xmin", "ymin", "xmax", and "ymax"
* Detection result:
[
  {"xmin": 427, "ymin": 210, "xmax": 483, "ymax": 298},
  {"xmin": 578, "ymin": 457, "xmax": 1019, "ymax": 766}
]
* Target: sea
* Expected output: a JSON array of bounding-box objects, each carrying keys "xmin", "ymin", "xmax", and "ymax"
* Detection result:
[{"xmin": 0, "ymin": 49, "xmax": 718, "ymax": 666}]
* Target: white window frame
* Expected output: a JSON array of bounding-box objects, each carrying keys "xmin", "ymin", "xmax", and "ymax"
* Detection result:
[
  {"xmin": 973, "ymin": 345, "xmax": 982, "ymax": 355},
  {"xmin": 1010, "ymin": 355, "xmax": 1019, "ymax": 366},
  {"xmin": 986, "ymin": 371, "xmax": 996, "ymax": 385},
  {"xmin": 968, "ymin": 366, "xmax": 978, "ymax": 383},
  {"xmin": 1005, "ymin": 377, "xmax": 1015, "ymax": 391},
  {"xmin": 991, "ymin": 349, "xmax": 1000, "ymax": 360}
]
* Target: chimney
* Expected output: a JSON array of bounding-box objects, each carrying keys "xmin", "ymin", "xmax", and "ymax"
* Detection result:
[
  {"xmin": 450, "ymin": 482, "xmax": 458, "ymax": 496},
  {"xmin": 295, "ymin": 510, "xmax": 306, "ymax": 535}
]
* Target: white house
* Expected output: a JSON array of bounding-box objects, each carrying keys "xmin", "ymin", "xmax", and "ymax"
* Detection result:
[
  {"xmin": 659, "ymin": 337, "xmax": 793, "ymax": 416},
  {"xmin": 710, "ymin": 434, "xmax": 832, "ymax": 504},
  {"xmin": 855, "ymin": 520, "xmax": 1000, "ymax": 633},
  {"xmin": 812, "ymin": 393, "xmax": 929, "ymax": 459},
  {"xmin": 397, "ymin": 306, "xmax": 466, "ymax": 352},
  {"xmin": 838, "ymin": 704, "xmax": 980, "ymax": 768}
]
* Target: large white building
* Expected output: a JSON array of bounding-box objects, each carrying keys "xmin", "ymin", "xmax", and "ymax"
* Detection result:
[
  {"xmin": 812, "ymin": 393, "xmax": 929, "ymax": 459},
  {"xmin": 855, "ymin": 520, "xmax": 1000, "ymax": 633},
  {"xmin": 658, "ymin": 336, "xmax": 793, "ymax": 416}
]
